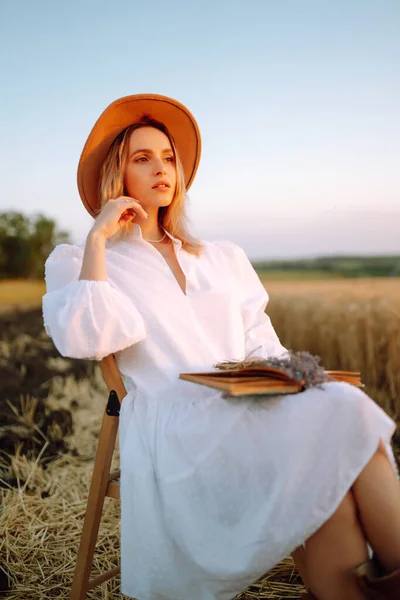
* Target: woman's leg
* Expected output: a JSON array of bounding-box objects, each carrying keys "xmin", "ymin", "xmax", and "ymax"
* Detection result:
[
  {"xmin": 300, "ymin": 441, "xmax": 400, "ymax": 599},
  {"xmin": 351, "ymin": 439, "xmax": 400, "ymax": 573},
  {"xmin": 303, "ymin": 490, "xmax": 369, "ymax": 600}
]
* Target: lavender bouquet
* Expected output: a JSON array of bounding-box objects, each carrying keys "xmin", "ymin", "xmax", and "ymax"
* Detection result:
[{"xmin": 215, "ymin": 350, "xmax": 335, "ymax": 391}]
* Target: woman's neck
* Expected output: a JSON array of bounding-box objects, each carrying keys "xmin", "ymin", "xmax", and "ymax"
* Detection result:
[{"xmin": 134, "ymin": 213, "xmax": 165, "ymax": 241}]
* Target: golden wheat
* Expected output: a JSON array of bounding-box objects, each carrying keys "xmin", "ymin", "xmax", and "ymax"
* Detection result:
[
  {"xmin": 0, "ymin": 280, "xmax": 45, "ymax": 307},
  {"xmin": 263, "ymin": 277, "xmax": 400, "ymax": 418}
]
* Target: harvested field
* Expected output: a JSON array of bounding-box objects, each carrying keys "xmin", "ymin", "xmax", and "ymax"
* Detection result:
[{"xmin": 1, "ymin": 276, "xmax": 399, "ymax": 598}]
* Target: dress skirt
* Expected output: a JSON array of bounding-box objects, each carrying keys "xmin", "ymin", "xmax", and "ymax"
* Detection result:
[{"xmin": 119, "ymin": 380, "xmax": 398, "ymax": 600}]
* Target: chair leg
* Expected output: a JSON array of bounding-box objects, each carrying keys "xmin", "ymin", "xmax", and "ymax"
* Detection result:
[{"xmin": 69, "ymin": 398, "xmax": 120, "ymax": 600}]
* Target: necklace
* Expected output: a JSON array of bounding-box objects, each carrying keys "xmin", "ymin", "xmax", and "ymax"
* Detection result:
[{"xmin": 143, "ymin": 231, "xmax": 167, "ymax": 243}]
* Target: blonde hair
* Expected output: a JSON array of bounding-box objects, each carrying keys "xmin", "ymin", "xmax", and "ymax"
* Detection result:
[{"xmin": 96, "ymin": 116, "xmax": 204, "ymax": 256}]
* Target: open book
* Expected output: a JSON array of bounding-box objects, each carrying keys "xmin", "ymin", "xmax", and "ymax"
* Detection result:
[{"xmin": 179, "ymin": 366, "xmax": 363, "ymax": 397}]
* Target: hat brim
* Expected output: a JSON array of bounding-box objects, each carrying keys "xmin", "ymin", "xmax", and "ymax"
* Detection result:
[{"xmin": 77, "ymin": 94, "xmax": 201, "ymax": 217}]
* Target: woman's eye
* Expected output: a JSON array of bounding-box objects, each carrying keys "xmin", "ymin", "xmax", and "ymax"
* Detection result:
[
  {"xmin": 136, "ymin": 157, "xmax": 147, "ymax": 163},
  {"xmin": 165, "ymin": 156, "xmax": 174, "ymax": 162}
]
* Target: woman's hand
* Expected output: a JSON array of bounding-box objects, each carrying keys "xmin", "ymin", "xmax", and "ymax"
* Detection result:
[{"xmin": 90, "ymin": 196, "xmax": 148, "ymax": 240}]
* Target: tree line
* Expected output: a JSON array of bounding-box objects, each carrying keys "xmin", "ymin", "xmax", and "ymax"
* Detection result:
[
  {"xmin": 0, "ymin": 211, "xmax": 71, "ymax": 279},
  {"xmin": 254, "ymin": 255, "xmax": 400, "ymax": 278}
]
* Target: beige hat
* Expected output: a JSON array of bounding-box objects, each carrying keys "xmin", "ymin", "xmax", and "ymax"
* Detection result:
[{"xmin": 77, "ymin": 93, "xmax": 202, "ymax": 216}]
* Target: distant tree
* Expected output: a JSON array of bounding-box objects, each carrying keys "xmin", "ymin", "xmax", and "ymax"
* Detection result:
[
  {"xmin": 0, "ymin": 211, "xmax": 32, "ymax": 238},
  {"xmin": 29, "ymin": 214, "xmax": 70, "ymax": 278},
  {"xmin": 0, "ymin": 211, "xmax": 71, "ymax": 279}
]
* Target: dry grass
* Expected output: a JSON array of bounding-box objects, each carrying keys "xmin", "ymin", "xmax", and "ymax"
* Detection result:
[
  {"xmin": 1, "ymin": 371, "xmax": 305, "ymax": 599},
  {"xmin": 0, "ymin": 371, "xmax": 121, "ymax": 599},
  {"xmin": 264, "ymin": 277, "xmax": 400, "ymax": 418}
]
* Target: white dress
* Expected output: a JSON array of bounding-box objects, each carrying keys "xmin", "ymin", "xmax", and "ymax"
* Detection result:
[{"xmin": 42, "ymin": 223, "xmax": 398, "ymax": 600}]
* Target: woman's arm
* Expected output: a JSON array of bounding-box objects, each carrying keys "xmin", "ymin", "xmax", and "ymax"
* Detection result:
[
  {"xmin": 78, "ymin": 194, "xmax": 149, "ymax": 281},
  {"xmin": 42, "ymin": 240, "xmax": 147, "ymax": 360},
  {"xmin": 78, "ymin": 231, "xmax": 107, "ymax": 281}
]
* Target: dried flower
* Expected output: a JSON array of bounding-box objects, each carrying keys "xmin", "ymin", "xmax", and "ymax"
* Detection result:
[{"xmin": 215, "ymin": 350, "xmax": 333, "ymax": 390}]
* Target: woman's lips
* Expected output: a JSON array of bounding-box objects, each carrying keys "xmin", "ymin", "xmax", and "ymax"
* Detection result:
[
  {"xmin": 152, "ymin": 180, "xmax": 170, "ymax": 189},
  {"xmin": 152, "ymin": 185, "xmax": 170, "ymax": 191}
]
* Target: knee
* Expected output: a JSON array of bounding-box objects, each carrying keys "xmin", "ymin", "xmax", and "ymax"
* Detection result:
[
  {"xmin": 326, "ymin": 490, "xmax": 360, "ymax": 529},
  {"xmin": 368, "ymin": 438, "xmax": 391, "ymax": 466},
  {"xmin": 306, "ymin": 491, "xmax": 359, "ymax": 545}
]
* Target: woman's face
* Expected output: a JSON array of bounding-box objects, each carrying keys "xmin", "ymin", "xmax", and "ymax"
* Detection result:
[{"xmin": 123, "ymin": 126, "xmax": 177, "ymax": 208}]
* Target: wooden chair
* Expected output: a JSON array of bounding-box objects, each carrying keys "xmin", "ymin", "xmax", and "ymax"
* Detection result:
[
  {"xmin": 69, "ymin": 354, "xmax": 309, "ymax": 599},
  {"xmin": 69, "ymin": 354, "xmax": 124, "ymax": 600}
]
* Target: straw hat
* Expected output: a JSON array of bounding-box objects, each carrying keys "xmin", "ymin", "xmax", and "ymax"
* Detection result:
[{"xmin": 77, "ymin": 93, "xmax": 202, "ymax": 217}]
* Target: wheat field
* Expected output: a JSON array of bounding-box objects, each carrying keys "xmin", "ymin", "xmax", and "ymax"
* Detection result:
[
  {"xmin": 263, "ymin": 277, "xmax": 400, "ymax": 419},
  {"xmin": 1, "ymin": 276, "xmax": 399, "ymax": 599}
]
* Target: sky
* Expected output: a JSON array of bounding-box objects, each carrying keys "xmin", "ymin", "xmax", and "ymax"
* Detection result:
[{"xmin": 0, "ymin": 0, "xmax": 399, "ymax": 260}]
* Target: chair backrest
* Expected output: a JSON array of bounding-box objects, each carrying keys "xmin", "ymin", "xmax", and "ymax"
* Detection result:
[{"xmin": 99, "ymin": 354, "xmax": 127, "ymax": 402}]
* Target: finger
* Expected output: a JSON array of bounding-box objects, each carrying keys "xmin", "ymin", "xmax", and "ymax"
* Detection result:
[
  {"xmin": 131, "ymin": 203, "xmax": 148, "ymax": 219},
  {"xmin": 120, "ymin": 210, "xmax": 136, "ymax": 221},
  {"xmin": 119, "ymin": 196, "xmax": 141, "ymax": 204},
  {"xmin": 118, "ymin": 197, "xmax": 147, "ymax": 217}
]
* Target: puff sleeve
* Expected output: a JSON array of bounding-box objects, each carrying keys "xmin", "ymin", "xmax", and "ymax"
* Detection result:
[
  {"xmin": 218, "ymin": 240, "xmax": 288, "ymax": 360},
  {"xmin": 42, "ymin": 243, "xmax": 147, "ymax": 360}
]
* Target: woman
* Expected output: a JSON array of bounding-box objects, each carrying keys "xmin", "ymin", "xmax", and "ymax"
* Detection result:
[{"xmin": 42, "ymin": 94, "xmax": 400, "ymax": 600}]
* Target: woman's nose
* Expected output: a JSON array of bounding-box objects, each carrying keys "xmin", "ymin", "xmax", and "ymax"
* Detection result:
[{"xmin": 153, "ymin": 157, "xmax": 166, "ymax": 175}]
